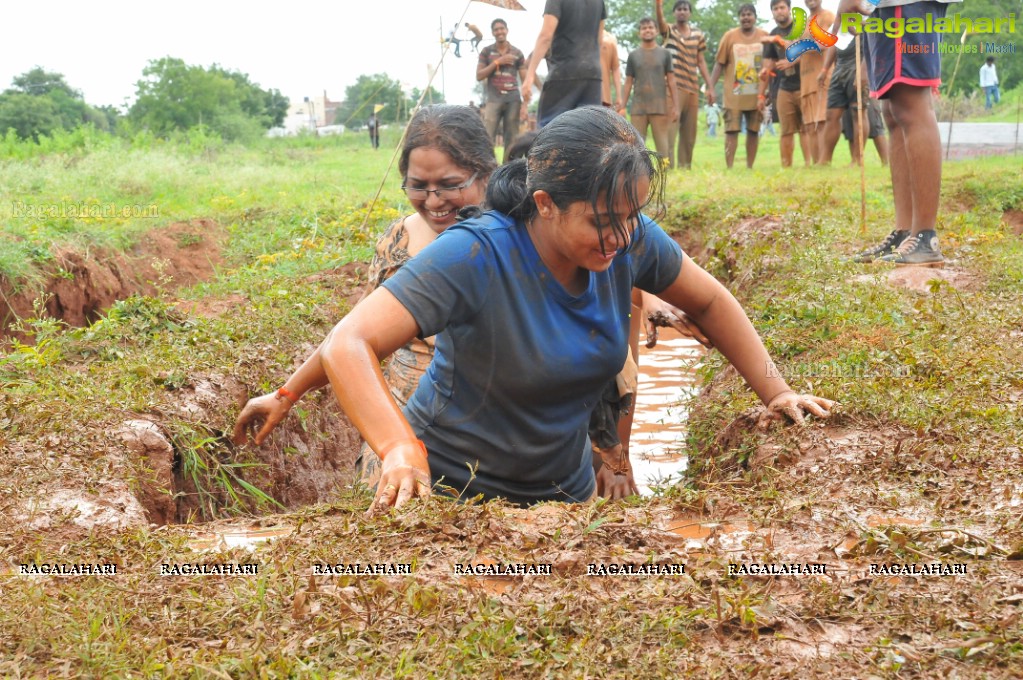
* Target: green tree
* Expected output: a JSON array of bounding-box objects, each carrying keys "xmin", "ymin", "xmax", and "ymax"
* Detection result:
[
  {"xmin": 0, "ymin": 67, "xmax": 110, "ymax": 139},
  {"xmin": 0, "ymin": 93, "xmax": 60, "ymax": 140},
  {"xmin": 939, "ymin": 0, "xmax": 1021, "ymax": 96},
  {"xmin": 129, "ymin": 58, "xmax": 285, "ymax": 140},
  {"xmin": 335, "ymin": 74, "xmax": 442, "ymax": 127}
]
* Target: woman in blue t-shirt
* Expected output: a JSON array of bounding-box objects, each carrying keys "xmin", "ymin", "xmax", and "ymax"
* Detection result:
[{"xmin": 318, "ymin": 105, "xmax": 834, "ymax": 509}]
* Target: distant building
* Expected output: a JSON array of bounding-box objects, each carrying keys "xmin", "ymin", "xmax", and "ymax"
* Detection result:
[{"xmin": 273, "ymin": 91, "xmax": 343, "ymax": 135}]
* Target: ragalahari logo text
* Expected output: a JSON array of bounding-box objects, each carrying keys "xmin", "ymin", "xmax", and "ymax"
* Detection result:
[{"xmin": 770, "ymin": 4, "xmax": 859, "ymax": 63}]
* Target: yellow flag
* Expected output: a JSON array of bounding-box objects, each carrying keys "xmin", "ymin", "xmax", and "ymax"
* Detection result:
[{"xmin": 373, "ymin": 104, "xmax": 386, "ymax": 113}]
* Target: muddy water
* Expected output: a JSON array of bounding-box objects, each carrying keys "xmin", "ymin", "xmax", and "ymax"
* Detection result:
[{"xmin": 630, "ymin": 328, "xmax": 705, "ymax": 494}]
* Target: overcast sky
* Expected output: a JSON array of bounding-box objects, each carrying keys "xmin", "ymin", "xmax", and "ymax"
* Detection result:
[{"xmin": 1, "ymin": 0, "xmax": 837, "ymax": 112}]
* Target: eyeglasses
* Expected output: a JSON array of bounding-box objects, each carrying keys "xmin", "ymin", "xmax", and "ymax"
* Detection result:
[{"xmin": 401, "ymin": 172, "xmax": 478, "ymax": 200}]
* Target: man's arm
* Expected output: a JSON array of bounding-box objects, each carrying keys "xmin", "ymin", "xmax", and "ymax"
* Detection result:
[
  {"xmin": 476, "ymin": 49, "xmax": 494, "ymax": 82},
  {"xmin": 698, "ymin": 42, "xmax": 716, "ymax": 106},
  {"xmin": 610, "ymin": 44, "xmax": 623, "ymax": 109},
  {"xmin": 655, "ymin": 0, "xmax": 670, "ymax": 37},
  {"xmin": 667, "ymin": 69, "xmax": 679, "ymax": 122},
  {"xmin": 622, "ymin": 75, "xmax": 634, "ymax": 112},
  {"xmin": 522, "ymin": 14, "xmax": 559, "ymax": 103}
]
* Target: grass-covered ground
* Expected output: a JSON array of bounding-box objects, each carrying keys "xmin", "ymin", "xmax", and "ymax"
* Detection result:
[{"xmin": 1, "ymin": 128, "xmax": 1022, "ymax": 677}]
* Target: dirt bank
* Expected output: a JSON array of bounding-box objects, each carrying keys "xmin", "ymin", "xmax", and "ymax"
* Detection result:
[{"xmin": 1, "ymin": 219, "xmax": 225, "ymax": 339}]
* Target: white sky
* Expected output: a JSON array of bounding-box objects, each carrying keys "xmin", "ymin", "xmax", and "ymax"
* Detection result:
[{"xmin": 0, "ymin": 0, "xmax": 837, "ymax": 113}]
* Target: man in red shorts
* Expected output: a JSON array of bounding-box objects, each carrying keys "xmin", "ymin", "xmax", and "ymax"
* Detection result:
[{"xmin": 837, "ymin": 0, "xmax": 959, "ymax": 267}]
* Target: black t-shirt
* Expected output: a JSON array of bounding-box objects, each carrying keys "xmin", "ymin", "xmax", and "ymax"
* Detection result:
[
  {"xmin": 544, "ymin": 0, "xmax": 606, "ymax": 81},
  {"xmin": 763, "ymin": 25, "xmax": 801, "ymax": 93}
]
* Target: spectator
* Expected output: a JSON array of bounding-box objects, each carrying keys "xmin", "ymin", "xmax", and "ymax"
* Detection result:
[
  {"xmin": 466, "ymin": 23, "xmax": 484, "ymax": 52},
  {"xmin": 980, "ymin": 56, "xmax": 1000, "ymax": 109},
  {"xmin": 622, "ymin": 17, "xmax": 678, "ymax": 166},
  {"xmin": 477, "ymin": 18, "xmax": 528, "ymax": 161},
  {"xmin": 706, "ymin": 102, "xmax": 720, "ymax": 137},
  {"xmin": 707, "ymin": 4, "xmax": 768, "ymax": 168},
  {"xmin": 522, "ymin": 0, "xmax": 607, "ymax": 127},
  {"xmin": 818, "ymin": 33, "xmax": 888, "ymax": 167},
  {"xmin": 798, "ymin": 0, "xmax": 835, "ymax": 163},
  {"xmin": 655, "ymin": 0, "xmax": 716, "ymax": 169},
  {"xmin": 760, "ymin": 0, "xmax": 809, "ymax": 167},
  {"xmin": 839, "ymin": 0, "xmax": 958, "ymax": 266},
  {"xmin": 367, "ymin": 112, "xmax": 380, "ymax": 149},
  {"xmin": 600, "ymin": 29, "xmax": 624, "ymax": 112}
]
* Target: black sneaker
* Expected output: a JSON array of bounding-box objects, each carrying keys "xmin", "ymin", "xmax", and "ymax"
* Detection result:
[
  {"xmin": 850, "ymin": 229, "xmax": 910, "ymax": 263},
  {"xmin": 878, "ymin": 229, "xmax": 944, "ymax": 267}
]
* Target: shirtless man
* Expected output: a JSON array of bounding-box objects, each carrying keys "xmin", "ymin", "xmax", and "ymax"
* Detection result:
[{"xmin": 600, "ymin": 30, "xmax": 624, "ymax": 113}]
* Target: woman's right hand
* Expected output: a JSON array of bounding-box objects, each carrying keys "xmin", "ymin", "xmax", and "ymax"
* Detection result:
[
  {"xmin": 370, "ymin": 443, "xmax": 432, "ymax": 512},
  {"xmin": 231, "ymin": 393, "xmax": 293, "ymax": 446}
]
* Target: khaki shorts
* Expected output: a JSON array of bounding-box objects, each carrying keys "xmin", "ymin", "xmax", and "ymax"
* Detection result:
[
  {"xmin": 775, "ymin": 88, "xmax": 803, "ymax": 136},
  {"xmin": 724, "ymin": 108, "xmax": 762, "ymax": 134},
  {"xmin": 801, "ymin": 91, "xmax": 827, "ymax": 125}
]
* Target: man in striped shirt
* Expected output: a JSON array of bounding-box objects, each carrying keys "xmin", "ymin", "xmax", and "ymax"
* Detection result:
[{"xmin": 655, "ymin": 0, "xmax": 716, "ymax": 169}]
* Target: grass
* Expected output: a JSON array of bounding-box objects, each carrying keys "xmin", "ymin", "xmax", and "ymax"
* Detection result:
[{"xmin": 1, "ymin": 130, "xmax": 1023, "ymax": 676}]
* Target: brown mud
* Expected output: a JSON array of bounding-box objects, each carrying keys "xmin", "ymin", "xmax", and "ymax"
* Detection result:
[{"xmin": 1, "ymin": 219, "xmax": 225, "ymax": 339}]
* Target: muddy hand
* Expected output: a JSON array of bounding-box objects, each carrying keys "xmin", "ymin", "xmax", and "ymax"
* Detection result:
[
  {"xmin": 231, "ymin": 393, "xmax": 292, "ymax": 446},
  {"xmin": 758, "ymin": 391, "xmax": 835, "ymax": 428},
  {"xmin": 593, "ymin": 446, "xmax": 639, "ymax": 500},
  {"xmin": 644, "ymin": 302, "xmax": 712, "ymax": 349},
  {"xmin": 368, "ymin": 445, "xmax": 431, "ymax": 514}
]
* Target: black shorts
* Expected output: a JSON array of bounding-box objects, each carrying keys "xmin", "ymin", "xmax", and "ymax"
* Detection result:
[
  {"xmin": 842, "ymin": 100, "xmax": 885, "ymax": 140},
  {"xmin": 538, "ymin": 79, "xmax": 602, "ymax": 127},
  {"xmin": 866, "ymin": 2, "xmax": 947, "ymax": 99}
]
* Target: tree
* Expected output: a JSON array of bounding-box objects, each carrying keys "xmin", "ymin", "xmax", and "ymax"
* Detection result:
[
  {"xmin": 335, "ymin": 74, "xmax": 443, "ymax": 128},
  {"xmin": 0, "ymin": 93, "xmax": 60, "ymax": 140},
  {"xmin": 0, "ymin": 67, "xmax": 109, "ymax": 139},
  {"xmin": 939, "ymin": 0, "xmax": 1021, "ymax": 97},
  {"xmin": 129, "ymin": 58, "xmax": 286, "ymax": 140}
]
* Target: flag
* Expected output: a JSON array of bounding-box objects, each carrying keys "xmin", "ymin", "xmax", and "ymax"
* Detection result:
[
  {"xmin": 473, "ymin": 0, "xmax": 526, "ymax": 10},
  {"xmin": 374, "ymin": 104, "xmax": 386, "ymax": 113}
]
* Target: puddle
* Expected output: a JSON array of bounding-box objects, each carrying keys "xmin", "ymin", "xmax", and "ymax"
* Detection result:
[
  {"xmin": 631, "ymin": 328, "xmax": 704, "ymax": 494},
  {"xmin": 666, "ymin": 518, "xmax": 753, "ymax": 552},
  {"xmin": 187, "ymin": 526, "xmax": 292, "ymax": 552},
  {"xmin": 866, "ymin": 515, "xmax": 925, "ymax": 528}
]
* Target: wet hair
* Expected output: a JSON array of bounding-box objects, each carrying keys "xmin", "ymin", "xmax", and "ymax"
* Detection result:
[
  {"xmin": 738, "ymin": 3, "xmax": 757, "ymax": 16},
  {"xmin": 770, "ymin": 0, "xmax": 790, "ymax": 8},
  {"xmin": 673, "ymin": 1, "xmax": 692, "ymax": 11},
  {"xmin": 504, "ymin": 130, "xmax": 539, "ymax": 162},
  {"xmin": 639, "ymin": 17, "xmax": 656, "ymax": 27},
  {"xmin": 399, "ymin": 105, "xmax": 498, "ymax": 181},
  {"xmin": 492, "ymin": 18, "xmax": 507, "ymax": 31},
  {"xmin": 486, "ymin": 106, "xmax": 663, "ymax": 254}
]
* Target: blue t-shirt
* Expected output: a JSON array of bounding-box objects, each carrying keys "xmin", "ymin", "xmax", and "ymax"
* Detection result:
[{"xmin": 382, "ymin": 210, "xmax": 684, "ymax": 506}]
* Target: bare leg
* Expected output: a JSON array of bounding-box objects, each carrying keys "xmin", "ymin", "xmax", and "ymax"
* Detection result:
[
  {"xmin": 745, "ymin": 131, "xmax": 759, "ymax": 168},
  {"xmin": 819, "ymin": 108, "xmax": 844, "ymax": 165},
  {"xmin": 724, "ymin": 132, "xmax": 739, "ymax": 168},
  {"xmin": 798, "ymin": 131, "xmax": 810, "ymax": 166},
  {"xmin": 779, "ymin": 133, "xmax": 795, "ymax": 167},
  {"xmin": 873, "ymin": 134, "xmax": 889, "ymax": 166},
  {"xmin": 884, "ymin": 84, "xmax": 941, "ymax": 234}
]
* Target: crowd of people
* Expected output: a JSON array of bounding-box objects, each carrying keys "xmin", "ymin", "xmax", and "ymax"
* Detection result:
[{"xmin": 246, "ymin": 0, "xmax": 962, "ymax": 510}]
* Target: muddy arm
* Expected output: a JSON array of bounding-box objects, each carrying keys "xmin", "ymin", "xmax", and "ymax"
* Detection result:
[{"xmin": 321, "ymin": 287, "xmax": 430, "ymax": 508}]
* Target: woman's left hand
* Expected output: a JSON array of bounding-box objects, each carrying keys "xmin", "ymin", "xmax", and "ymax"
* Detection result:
[
  {"xmin": 368, "ymin": 443, "xmax": 432, "ymax": 512},
  {"xmin": 758, "ymin": 391, "xmax": 835, "ymax": 427}
]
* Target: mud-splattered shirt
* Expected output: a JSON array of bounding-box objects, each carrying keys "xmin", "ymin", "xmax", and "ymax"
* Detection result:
[{"xmin": 382, "ymin": 211, "xmax": 684, "ymax": 507}]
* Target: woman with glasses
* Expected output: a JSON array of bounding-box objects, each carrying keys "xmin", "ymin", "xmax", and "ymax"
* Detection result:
[
  {"xmin": 232, "ymin": 105, "xmax": 497, "ymax": 484},
  {"xmin": 315, "ymin": 105, "xmax": 834, "ymax": 510}
]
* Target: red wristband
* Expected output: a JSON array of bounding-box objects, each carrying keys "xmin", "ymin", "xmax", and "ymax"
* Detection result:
[
  {"xmin": 378, "ymin": 439, "xmax": 428, "ymax": 462},
  {"xmin": 276, "ymin": 387, "xmax": 299, "ymax": 404}
]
